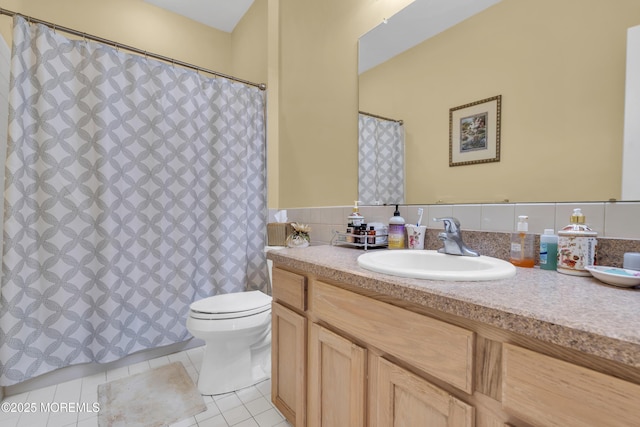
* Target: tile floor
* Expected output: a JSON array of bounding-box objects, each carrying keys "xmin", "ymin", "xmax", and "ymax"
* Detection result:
[{"xmin": 0, "ymin": 346, "xmax": 292, "ymax": 427}]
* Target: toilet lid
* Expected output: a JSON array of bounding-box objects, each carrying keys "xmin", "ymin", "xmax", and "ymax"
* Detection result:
[{"xmin": 189, "ymin": 291, "xmax": 272, "ymax": 318}]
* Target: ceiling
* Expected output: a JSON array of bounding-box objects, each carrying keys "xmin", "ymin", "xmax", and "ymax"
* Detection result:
[
  {"xmin": 143, "ymin": 0, "xmax": 501, "ymax": 73},
  {"xmin": 358, "ymin": 0, "xmax": 502, "ymax": 74},
  {"xmin": 143, "ymin": 0, "xmax": 255, "ymax": 33}
]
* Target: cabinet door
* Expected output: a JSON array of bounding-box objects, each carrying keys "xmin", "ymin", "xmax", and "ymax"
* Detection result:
[
  {"xmin": 308, "ymin": 323, "xmax": 367, "ymax": 427},
  {"xmin": 371, "ymin": 356, "xmax": 474, "ymax": 427},
  {"xmin": 502, "ymin": 343, "xmax": 640, "ymax": 427},
  {"xmin": 272, "ymin": 302, "xmax": 307, "ymax": 426}
]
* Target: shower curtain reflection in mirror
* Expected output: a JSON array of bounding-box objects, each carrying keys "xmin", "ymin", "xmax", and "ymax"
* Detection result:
[{"xmin": 358, "ymin": 113, "xmax": 405, "ymax": 205}]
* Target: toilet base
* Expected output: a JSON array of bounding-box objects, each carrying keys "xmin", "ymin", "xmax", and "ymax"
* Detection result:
[{"xmin": 196, "ymin": 330, "xmax": 271, "ymax": 395}]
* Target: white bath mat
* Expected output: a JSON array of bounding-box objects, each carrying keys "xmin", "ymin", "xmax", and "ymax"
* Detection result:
[{"xmin": 97, "ymin": 361, "xmax": 206, "ymax": 427}]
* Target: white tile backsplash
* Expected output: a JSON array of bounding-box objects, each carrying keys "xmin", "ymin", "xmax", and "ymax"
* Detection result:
[
  {"xmin": 452, "ymin": 205, "xmax": 482, "ymax": 230},
  {"xmin": 605, "ymin": 202, "xmax": 640, "ymax": 238},
  {"xmin": 270, "ymin": 201, "xmax": 640, "ymax": 244},
  {"xmin": 481, "ymin": 204, "xmax": 515, "ymax": 232}
]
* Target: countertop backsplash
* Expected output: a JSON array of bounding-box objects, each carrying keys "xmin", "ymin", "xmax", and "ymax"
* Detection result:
[{"xmin": 269, "ymin": 202, "xmax": 640, "ymax": 267}]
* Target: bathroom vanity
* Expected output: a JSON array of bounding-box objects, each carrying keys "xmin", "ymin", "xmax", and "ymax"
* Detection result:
[{"xmin": 267, "ymin": 245, "xmax": 640, "ymax": 427}]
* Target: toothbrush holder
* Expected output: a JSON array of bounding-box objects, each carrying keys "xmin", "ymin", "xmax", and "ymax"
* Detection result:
[{"xmin": 405, "ymin": 225, "xmax": 427, "ymax": 249}]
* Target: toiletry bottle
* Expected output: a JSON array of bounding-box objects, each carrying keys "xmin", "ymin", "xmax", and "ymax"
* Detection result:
[
  {"xmin": 388, "ymin": 205, "xmax": 405, "ymax": 249},
  {"xmin": 368, "ymin": 226, "xmax": 376, "ymax": 245},
  {"xmin": 539, "ymin": 229, "xmax": 558, "ymax": 271},
  {"xmin": 348, "ymin": 200, "xmax": 364, "ymax": 228},
  {"xmin": 510, "ymin": 216, "xmax": 535, "ymax": 268},
  {"xmin": 368, "ymin": 222, "xmax": 387, "ymax": 245},
  {"xmin": 345, "ymin": 224, "xmax": 354, "ymax": 243},
  {"xmin": 557, "ymin": 208, "xmax": 597, "ymax": 276},
  {"xmin": 358, "ymin": 224, "xmax": 367, "ymax": 244}
]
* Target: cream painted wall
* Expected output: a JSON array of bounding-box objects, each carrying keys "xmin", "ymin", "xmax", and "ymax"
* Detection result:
[
  {"xmin": 275, "ymin": 0, "xmax": 412, "ymax": 208},
  {"xmin": 0, "ymin": 0, "xmax": 233, "ymax": 74},
  {"xmin": 360, "ymin": 0, "xmax": 640, "ymax": 204},
  {"xmin": 277, "ymin": 0, "xmax": 359, "ymax": 208},
  {"xmin": 231, "ymin": 0, "xmax": 267, "ymax": 85}
]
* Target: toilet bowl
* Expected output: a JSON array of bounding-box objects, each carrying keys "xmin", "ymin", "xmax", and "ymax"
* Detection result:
[
  {"xmin": 187, "ymin": 291, "xmax": 272, "ymax": 395},
  {"xmin": 186, "ymin": 246, "xmax": 283, "ymax": 395}
]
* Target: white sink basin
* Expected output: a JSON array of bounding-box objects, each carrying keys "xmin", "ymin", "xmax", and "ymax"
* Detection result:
[{"xmin": 357, "ymin": 250, "xmax": 516, "ymax": 281}]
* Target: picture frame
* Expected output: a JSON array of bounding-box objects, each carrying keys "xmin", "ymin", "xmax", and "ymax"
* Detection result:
[{"xmin": 449, "ymin": 95, "xmax": 502, "ymax": 167}]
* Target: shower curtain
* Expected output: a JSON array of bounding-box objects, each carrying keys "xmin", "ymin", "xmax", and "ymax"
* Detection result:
[
  {"xmin": 358, "ymin": 114, "xmax": 405, "ymax": 205},
  {"xmin": 0, "ymin": 17, "xmax": 267, "ymax": 386}
]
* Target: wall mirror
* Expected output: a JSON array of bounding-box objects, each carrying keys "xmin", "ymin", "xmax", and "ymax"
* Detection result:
[{"xmin": 358, "ymin": 0, "xmax": 640, "ymax": 205}]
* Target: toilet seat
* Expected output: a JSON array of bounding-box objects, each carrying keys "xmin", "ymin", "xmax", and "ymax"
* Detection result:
[{"xmin": 189, "ymin": 290, "xmax": 272, "ymax": 320}]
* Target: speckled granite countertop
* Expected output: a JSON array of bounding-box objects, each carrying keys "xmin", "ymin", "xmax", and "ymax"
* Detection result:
[{"xmin": 267, "ymin": 245, "xmax": 640, "ymax": 369}]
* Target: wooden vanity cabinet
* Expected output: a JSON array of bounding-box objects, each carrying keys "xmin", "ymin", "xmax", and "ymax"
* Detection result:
[
  {"xmin": 270, "ymin": 263, "xmax": 640, "ymax": 427},
  {"xmin": 271, "ymin": 268, "xmax": 307, "ymax": 426},
  {"xmin": 271, "ymin": 265, "xmax": 476, "ymax": 427}
]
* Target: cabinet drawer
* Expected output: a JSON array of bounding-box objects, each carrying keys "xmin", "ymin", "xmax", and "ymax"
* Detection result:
[
  {"xmin": 502, "ymin": 343, "xmax": 640, "ymax": 427},
  {"xmin": 272, "ymin": 267, "xmax": 307, "ymax": 311},
  {"xmin": 311, "ymin": 280, "xmax": 474, "ymax": 393}
]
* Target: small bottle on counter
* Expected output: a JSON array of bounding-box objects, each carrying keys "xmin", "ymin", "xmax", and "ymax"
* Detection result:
[
  {"xmin": 347, "ymin": 201, "xmax": 363, "ymax": 244},
  {"xmin": 367, "ymin": 226, "xmax": 376, "ymax": 245},
  {"xmin": 539, "ymin": 229, "xmax": 558, "ymax": 271},
  {"xmin": 510, "ymin": 215, "xmax": 535, "ymax": 268},
  {"xmin": 358, "ymin": 224, "xmax": 368, "ymax": 244},
  {"xmin": 346, "ymin": 224, "xmax": 354, "ymax": 243},
  {"xmin": 347, "ymin": 200, "xmax": 364, "ymax": 227}
]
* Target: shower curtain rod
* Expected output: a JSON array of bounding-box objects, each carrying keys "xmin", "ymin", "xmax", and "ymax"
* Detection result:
[
  {"xmin": 0, "ymin": 8, "xmax": 267, "ymax": 91},
  {"xmin": 359, "ymin": 110, "xmax": 403, "ymax": 125}
]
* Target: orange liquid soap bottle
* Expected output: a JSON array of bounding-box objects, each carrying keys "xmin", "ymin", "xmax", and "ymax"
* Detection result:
[{"xmin": 510, "ymin": 215, "xmax": 535, "ymax": 268}]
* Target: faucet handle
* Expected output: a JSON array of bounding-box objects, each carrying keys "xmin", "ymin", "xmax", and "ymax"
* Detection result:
[{"xmin": 433, "ymin": 217, "xmax": 460, "ymax": 233}]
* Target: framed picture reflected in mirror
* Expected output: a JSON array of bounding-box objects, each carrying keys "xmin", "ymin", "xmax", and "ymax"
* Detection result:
[{"xmin": 449, "ymin": 95, "xmax": 501, "ymax": 167}]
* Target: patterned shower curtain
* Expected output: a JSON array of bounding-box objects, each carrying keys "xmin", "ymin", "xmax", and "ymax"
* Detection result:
[
  {"xmin": 358, "ymin": 114, "xmax": 405, "ymax": 205},
  {"xmin": 0, "ymin": 17, "xmax": 267, "ymax": 386}
]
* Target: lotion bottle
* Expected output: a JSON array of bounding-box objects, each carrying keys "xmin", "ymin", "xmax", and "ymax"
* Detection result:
[
  {"xmin": 347, "ymin": 200, "xmax": 364, "ymax": 228},
  {"xmin": 388, "ymin": 205, "xmax": 405, "ymax": 249},
  {"xmin": 510, "ymin": 215, "xmax": 535, "ymax": 268},
  {"xmin": 557, "ymin": 208, "xmax": 597, "ymax": 276}
]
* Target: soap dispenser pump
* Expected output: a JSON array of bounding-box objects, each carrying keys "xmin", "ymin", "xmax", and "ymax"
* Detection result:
[
  {"xmin": 510, "ymin": 215, "xmax": 535, "ymax": 268},
  {"xmin": 347, "ymin": 200, "xmax": 364, "ymax": 227},
  {"xmin": 388, "ymin": 205, "xmax": 405, "ymax": 249},
  {"xmin": 557, "ymin": 208, "xmax": 598, "ymax": 276}
]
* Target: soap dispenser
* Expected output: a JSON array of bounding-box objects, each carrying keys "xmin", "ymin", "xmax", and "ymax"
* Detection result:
[
  {"xmin": 557, "ymin": 208, "xmax": 597, "ymax": 276},
  {"xmin": 510, "ymin": 215, "xmax": 535, "ymax": 268},
  {"xmin": 347, "ymin": 200, "xmax": 364, "ymax": 227},
  {"xmin": 388, "ymin": 205, "xmax": 405, "ymax": 249}
]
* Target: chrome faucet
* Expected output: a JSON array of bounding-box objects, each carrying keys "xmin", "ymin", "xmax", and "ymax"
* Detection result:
[{"xmin": 434, "ymin": 217, "xmax": 479, "ymax": 257}]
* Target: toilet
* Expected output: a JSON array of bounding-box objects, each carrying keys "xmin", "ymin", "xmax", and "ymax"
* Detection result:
[{"xmin": 186, "ymin": 247, "xmax": 282, "ymax": 395}]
